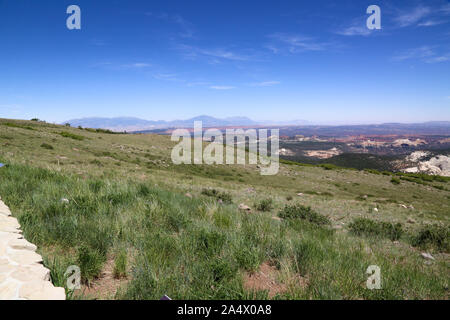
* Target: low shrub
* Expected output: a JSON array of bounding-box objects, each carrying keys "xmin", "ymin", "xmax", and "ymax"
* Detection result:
[
  {"xmin": 113, "ymin": 249, "xmax": 128, "ymax": 279},
  {"xmin": 256, "ymin": 198, "xmax": 273, "ymax": 212},
  {"xmin": 278, "ymin": 204, "xmax": 330, "ymax": 226},
  {"xmin": 411, "ymin": 225, "xmax": 449, "ymax": 252},
  {"xmin": 58, "ymin": 131, "xmax": 85, "ymax": 141},
  {"xmin": 40, "ymin": 143, "xmax": 54, "ymax": 150},
  {"xmin": 348, "ymin": 218, "xmax": 403, "ymax": 241},
  {"xmin": 390, "ymin": 177, "xmax": 401, "ymax": 185},
  {"xmin": 201, "ymin": 188, "xmax": 232, "ymax": 204},
  {"xmin": 77, "ymin": 245, "xmax": 105, "ymax": 285}
]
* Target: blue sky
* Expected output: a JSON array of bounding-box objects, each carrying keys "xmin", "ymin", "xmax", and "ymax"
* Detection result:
[{"xmin": 0, "ymin": 0, "xmax": 449, "ymax": 124}]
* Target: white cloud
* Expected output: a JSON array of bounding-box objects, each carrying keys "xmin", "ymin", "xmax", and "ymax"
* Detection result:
[
  {"xmin": 392, "ymin": 46, "xmax": 434, "ymax": 61},
  {"xmin": 267, "ymin": 33, "xmax": 326, "ymax": 53},
  {"xmin": 146, "ymin": 12, "xmax": 194, "ymax": 38},
  {"xmin": 209, "ymin": 86, "xmax": 235, "ymax": 90},
  {"xmin": 178, "ymin": 44, "xmax": 251, "ymax": 62},
  {"xmin": 392, "ymin": 46, "xmax": 450, "ymax": 64},
  {"xmin": 441, "ymin": 4, "xmax": 450, "ymax": 14},
  {"xmin": 124, "ymin": 63, "xmax": 152, "ymax": 68},
  {"xmin": 394, "ymin": 6, "xmax": 431, "ymax": 27},
  {"xmin": 250, "ymin": 81, "xmax": 280, "ymax": 87},
  {"xmin": 425, "ymin": 55, "xmax": 450, "ymax": 63},
  {"xmin": 417, "ymin": 20, "xmax": 445, "ymax": 27},
  {"xmin": 336, "ymin": 25, "xmax": 372, "ymax": 36}
]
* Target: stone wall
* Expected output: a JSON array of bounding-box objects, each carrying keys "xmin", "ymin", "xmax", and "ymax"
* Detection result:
[{"xmin": 0, "ymin": 199, "xmax": 66, "ymax": 300}]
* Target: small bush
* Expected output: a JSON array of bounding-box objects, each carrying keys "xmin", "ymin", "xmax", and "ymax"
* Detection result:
[
  {"xmin": 278, "ymin": 204, "xmax": 330, "ymax": 226},
  {"xmin": 390, "ymin": 177, "xmax": 401, "ymax": 185},
  {"xmin": 411, "ymin": 225, "xmax": 449, "ymax": 252},
  {"xmin": 235, "ymin": 246, "xmax": 260, "ymax": 271},
  {"xmin": 365, "ymin": 169, "xmax": 381, "ymax": 175},
  {"xmin": 2, "ymin": 122, "xmax": 35, "ymax": 130},
  {"xmin": 256, "ymin": 198, "xmax": 273, "ymax": 212},
  {"xmin": 77, "ymin": 245, "xmax": 105, "ymax": 285},
  {"xmin": 320, "ymin": 164, "xmax": 340, "ymax": 170},
  {"xmin": 201, "ymin": 188, "xmax": 232, "ymax": 204},
  {"xmin": 58, "ymin": 131, "xmax": 85, "ymax": 141},
  {"xmin": 348, "ymin": 218, "xmax": 403, "ymax": 241},
  {"xmin": 286, "ymin": 195, "xmax": 293, "ymax": 201},
  {"xmin": 40, "ymin": 143, "xmax": 54, "ymax": 150},
  {"xmin": 113, "ymin": 249, "xmax": 128, "ymax": 279}
]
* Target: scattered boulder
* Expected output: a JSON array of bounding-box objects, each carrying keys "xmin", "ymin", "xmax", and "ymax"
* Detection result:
[
  {"xmin": 60, "ymin": 198, "xmax": 69, "ymax": 204},
  {"xmin": 185, "ymin": 193, "xmax": 192, "ymax": 198},
  {"xmin": 238, "ymin": 203, "xmax": 251, "ymax": 212},
  {"xmin": 297, "ymin": 193, "xmax": 303, "ymax": 196},
  {"xmin": 373, "ymin": 208, "xmax": 379, "ymax": 212},
  {"xmin": 400, "ymin": 204, "xmax": 407, "ymax": 209},
  {"xmin": 407, "ymin": 217, "xmax": 416, "ymax": 224},
  {"xmin": 421, "ymin": 252, "xmax": 435, "ymax": 260}
]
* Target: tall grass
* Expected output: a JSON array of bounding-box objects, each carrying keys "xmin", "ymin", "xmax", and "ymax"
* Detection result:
[{"xmin": 0, "ymin": 161, "xmax": 447, "ymax": 299}]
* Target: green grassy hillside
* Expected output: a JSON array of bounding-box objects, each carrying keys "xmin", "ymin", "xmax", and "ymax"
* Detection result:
[{"xmin": 0, "ymin": 118, "xmax": 448, "ymax": 299}]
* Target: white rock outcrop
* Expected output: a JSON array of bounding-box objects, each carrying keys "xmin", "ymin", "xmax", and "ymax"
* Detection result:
[{"xmin": 0, "ymin": 199, "xmax": 66, "ymax": 300}]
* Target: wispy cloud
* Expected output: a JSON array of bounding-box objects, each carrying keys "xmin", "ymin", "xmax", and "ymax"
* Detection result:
[
  {"xmin": 392, "ymin": 46, "xmax": 450, "ymax": 63},
  {"xmin": 249, "ymin": 81, "xmax": 280, "ymax": 87},
  {"xmin": 336, "ymin": 25, "xmax": 372, "ymax": 36},
  {"xmin": 177, "ymin": 44, "xmax": 252, "ymax": 63},
  {"xmin": 267, "ymin": 33, "xmax": 326, "ymax": 53},
  {"xmin": 123, "ymin": 63, "xmax": 152, "ymax": 69},
  {"xmin": 394, "ymin": 6, "xmax": 431, "ymax": 27},
  {"xmin": 392, "ymin": 46, "xmax": 434, "ymax": 61},
  {"xmin": 92, "ymin": 62, "xmax": 152, "ymax": 70},
  {"xmin": 209, "ymin": 86, "xmax": 235, "ymax": 90},
  {"xmin": 335, "ymin": 16, "xmax": 373, "ymax": 36},
  {"xmin": 417, "ymin": 20, "xmax": 446, "ymax": 27},
  {"xmin": 425, "ymin": 54, "xmax": 450, "ymax": 63},
  {"xmin": 146, "ymin": 12, "xmax": 195, "ymax": 38},
  {"xmin": 441, "ymin": 4, "xmax": 450, "ymax": 15},
  {"xmin": 153, "ymin": 73, "xmax": 183, "ymax": 82}
]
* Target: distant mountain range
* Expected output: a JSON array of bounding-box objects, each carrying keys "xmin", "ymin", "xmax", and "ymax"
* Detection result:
[
  {"xmin": 63, "ymin": 116, "xmax": 450, "ymax": 135},
  {"xmin": 63, "ymin": 116, "xmax": 311, "ymax": 132}
]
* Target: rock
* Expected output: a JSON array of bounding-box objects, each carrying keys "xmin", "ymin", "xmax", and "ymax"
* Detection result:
[
  {"xmin": 0, "ymin": 198, "xmax": 65, "ymax": 300},
  {"xmin": 19, "ymin": 280, "xmax": 66, "ymax": 300},
  {"xmin": 272, "ymin": 216, "xmax": 281, "ymax": 222},
  {"xmin": 407, "ymin": 218, "xmax": 416, "ymax": 224},
  {"xmin": 11, "ymin": 265, "xmax": 51, "ymax": 282},
  {"xmin": 373, "ymin": 208, "xmax": 379, "ymax": 212},
  {"xmin": 8, "ymin": 250, "xmax": 43, "ymax": 265},
  {"xmin": 185, "ymin": 193, "xmax": 192, "ymax": 198},
  {"xmin": 421, "ymin": 252, "xmax": 435, "ymax": 260},
  {"xmin": 297, "ymin": 193, "xmax": 303, "ymax": 196},
  {"xmin": 8, "ymin": 238, "xmax": 37, "ymax": 251},
  {"xmin": 60, "ymin": 198, "xmax": 69, "ymax": 204},
  {"xmin": 400, "ymin": 204, "xmax": 407, "ymax": 209},
  {"xmin": 238, "ymin": 203, "xmax": 251, "ymax": 212},
  {"xmin": 408, "ymin": 205, "xmax": 414, "ymax": 210},
  {"xmin": 0, "ymin": 281, "xmax": 20, "ymax": 300},
  {"xmin": 0, "ymin": 216, "xmax": 20, "ymax": 229}
]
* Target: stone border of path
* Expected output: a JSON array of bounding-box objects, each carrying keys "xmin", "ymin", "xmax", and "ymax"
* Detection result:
[{"xmin": 0, "ymin": 198, "xmax": 66, "ymax": 300}]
